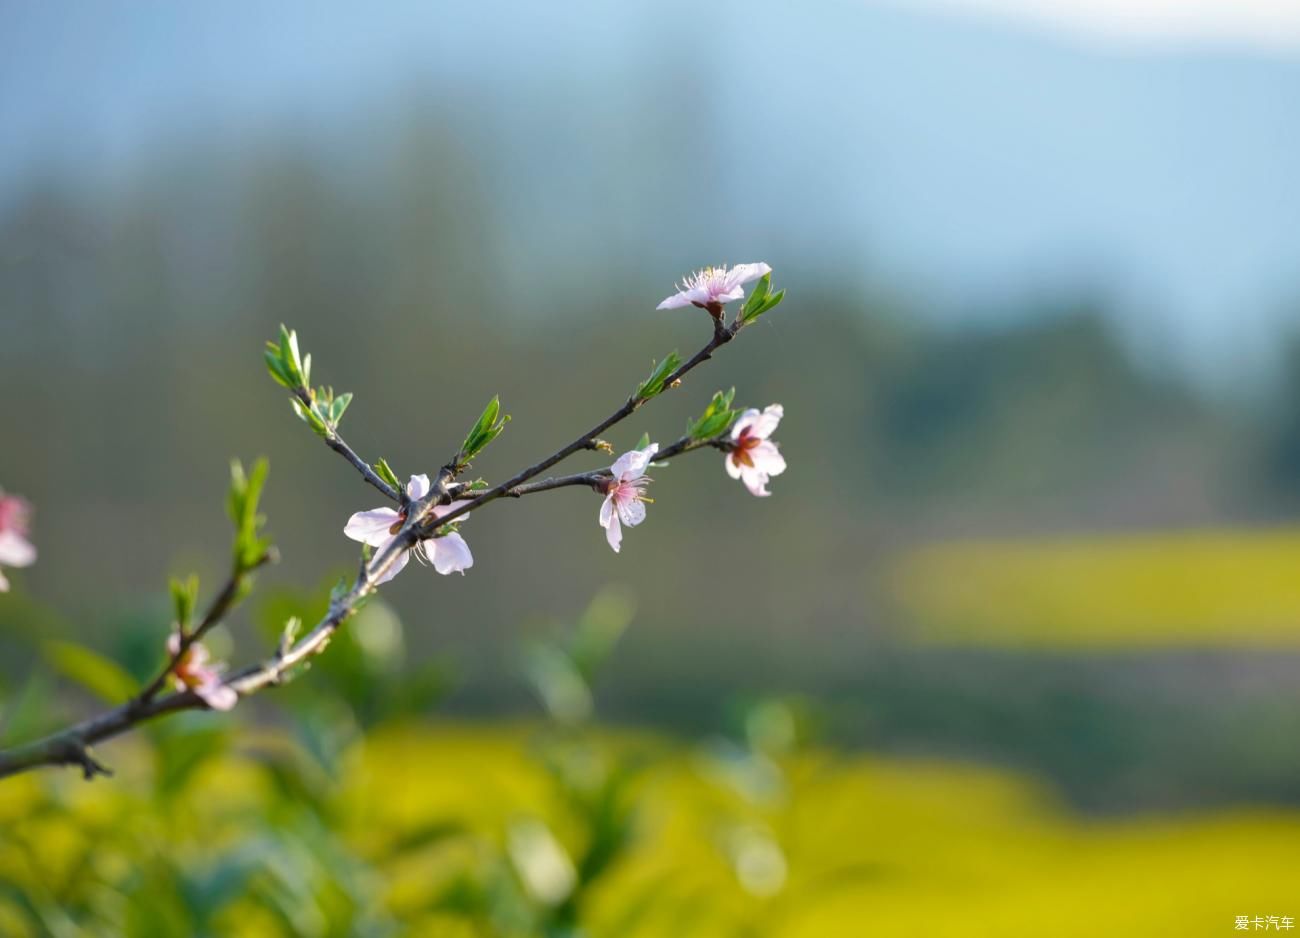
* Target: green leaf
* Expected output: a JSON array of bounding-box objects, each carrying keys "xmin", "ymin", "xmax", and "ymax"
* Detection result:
[
  {"xmin": 636, "ymin": 351, "xmax": 682, "ymax": 400},
  {"xmin": 635, "ymin": 431, "xmax": 650, "ymax": 450},
  {"xmin": 149, "ymin": 721, "xmax": 230, "ymax": 798},
  {"xmin": 284, "ymin": 326, "xmax": 301, "ymax": 374},
  {"xmin": 265, "ymin": 324, "xmax": 309, "ymax": 390},
  {"xmin": 170, "ymin": 575, "xmax": 200, "ymax": 631},
  {"xmin": 568, "ymin": 587, "xmax": 636, "ymax": 682},
  {"xmin": 524, "ymin": 645, "xmax": 592, "ymax": 726},
  {"xmin": 0, "ymin": 673, "xmax": 56, "ymax": 746},
  {"xmin": 278, "ymin": 616, "xmax": 302, "ymax": 657},
  {"xmin": 263, "ymin": 345, "xmax": 295, "ymax": 388},
  {"xmin": 477, "ymin": 396, "xmax": 500, "ymax": 434},
  {"xmin": 473, "ymin": 420, "xmax": 507, "ymax": 456},
  {"xmin": 741, "ymin": 285, "xmax": 785, "ymax": 324},
  {"xmin": 703, "ymin": 388, "xmax": 729, "ymax": 420},
  {"xmin": 373, "ymin": 458, "xmax": 401, "ymax": 491},
  {"xmin": 691, "ymin": 410, "xmax": 736, "ymax": 440},
  {"xmin": 688, "ymin": 387, "xmax": 739, "ymax": 439},
  {"xmin": 280, "ymin": 326, "xmax": 303, "ymax": 386},
  {"xmin": 227, "ymin": 458, "xmax": 271, "ymax": 569},
  {"xmin": 459, "ymin": 396, "xmax": 510, "ymax": 465},
  {"xmin": 290, "ymin": 398, "xmax": 328, "ymax": 437},
  {"xmin": 43, "ymin": 640, "xmax": 139, "ymax": 704},
  {"xmin": 329, "ymin": 391, "xmax": 352, "ymax": 425},
  {"xmin": 225, "ymin": 459, "xmax": 246, "ymax": 523},
  {"xmin": 740, "ymin": 272, "xmax": 772, "ymax": 321},
  {"xmin": 308, "ymin": 386, "xmax": 351, "ymax": 432}
]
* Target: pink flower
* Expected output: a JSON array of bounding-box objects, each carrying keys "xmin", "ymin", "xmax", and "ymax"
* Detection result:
[
  {"xmin": 166, "ymin": 631, "xmax": 237, "ymax": 710},
  {"xmin": 726, "ymin": 405, "xmax": 786, "ymax": 497},
  {"xmin": 0, "ymin": 493, "xmax": 36, "ymax": 593},
  {"xmin": 599, "ymin": 443, "xmax": 658, "ymax": 553},
  {"xmin": 343, "ymin": 474, "xmax": 473, "ymax": 582},
  {"xmin": 656, "ymin": 263, "xmax": 772, "ymax": 313}
]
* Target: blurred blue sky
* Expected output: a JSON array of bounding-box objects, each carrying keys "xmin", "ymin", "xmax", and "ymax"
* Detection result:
[{"xmin": 2, "ymin": 0, "xmax": 1298, "ymax": 384}]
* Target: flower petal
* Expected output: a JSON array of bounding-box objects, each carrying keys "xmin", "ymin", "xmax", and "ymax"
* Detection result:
[
  {"xmin": 730, "ymin": 408, "xmax": 761, "ymax": 440},
  {"xmin": 715, "ymin": 285, "xmax": 745, "ymax": 304},
  {"xmin": 188, "ymin": 643, "xmax": 212, "ymax": 669},
  {"xmin": 657, "ymin": 291, "xmax": 695, "ymax": 310},
  {"xmin": 611, "ymin": 443, "xmax": 659, "ymax": 481},
  {"xmin": 406, "ymin": 474, "xmax": 432, "ymax": 500},
  {"xmin": 741, "ymin": 466, "xmax": 772, "ymax": 497},
  {"xmin": 0, "ymin": 532, "xmax": 35, "ymax": 568},
  {"xmin": 725, "ymin": 262, "xmax": 772, "ymax": 289},
  {"xmin": 616, "ymin": 496, "xmax": 646, "ymax": 528},
  {"xmin": 428, "ymin": 532, "xmax": 474, "ymax": 575},
  {"xmin": 432, "ymin": 500, "xmax": 474, "ymax": 523},
  {"xmin": 751, "ymin": 404, "xmax": 784, "ymax": 440},
  {"xmin": 344, "ymin": 508, "xmax": 401, "ymax": 547},
  {"xmin": 724, "ymin": 451, "xmax": 744, "ymax": 479},
  {"xmin": 197, "ymin": 680, "xmax": 238, "ymax": 711},
  {"xmin": 749, "ymin": 440, "xmax": 786, "ymax": 477},
  {"xmin": 371, "ymin": 547, "xmax": 411, "ymax": 585},
  {"xmin": 599, "ymin": 494, "xmax": 615, "ymax": 530},
  {"xmin": 604, "ymin": 511, "xmax": 623, "ymax": 553},
  {"xmin": 684, "ymin": 284, "xmax": 716, "ymax": 305}
]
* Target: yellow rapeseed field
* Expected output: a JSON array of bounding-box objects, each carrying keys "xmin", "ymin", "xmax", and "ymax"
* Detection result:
[
  {"xmin": 889, "ymin": 527, "xmax": 1300, "ymax": 646},
  {"xmin": 0, "ymin": 722, "xmax": 1294, "ymax": 936}
]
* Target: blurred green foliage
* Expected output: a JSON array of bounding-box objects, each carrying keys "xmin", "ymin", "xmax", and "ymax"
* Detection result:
[
  {"xmin": 3, "ymin": 591, "xmax": 1297, "ymax": 936},
  {"xmin": 2, "ymin": 697, "xmax": 1297, "ymax": 935}
]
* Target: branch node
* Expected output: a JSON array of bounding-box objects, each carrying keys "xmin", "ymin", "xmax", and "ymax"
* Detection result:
[{"xmin": 52, "ymin": 737, "xmax": 113, "ymax": 780}]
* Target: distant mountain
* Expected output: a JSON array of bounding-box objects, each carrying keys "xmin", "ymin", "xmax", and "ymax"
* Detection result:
[{"xmin": 1, "ymin": 0, "xmax": 1297, "ymax": 382}]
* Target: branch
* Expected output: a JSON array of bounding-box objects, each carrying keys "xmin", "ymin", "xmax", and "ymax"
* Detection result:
[
  {"xmin": 501, "ymin": 435, "xmax": 728, "ymax": 498},
  {"xmin": 0, "ymin": 534, "xmax": 410, "ymax": 782},
  {"xmin": 133, "ymin": 550, "xmax": 276, "ymax": 708},
  {"xmin": 418, "ymin": 318, "xmax": 744, "ymax": 533},
  {"xmin": 293, "ymin": 387, "xmax": 402, "ymax": 504},
  {"xmin": 0, "ymin": 286, "xmax": 769, "ymax": 782}
]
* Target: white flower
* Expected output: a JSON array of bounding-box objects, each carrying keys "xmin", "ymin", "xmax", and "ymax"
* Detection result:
[
  {"xmin": 599, "ymin": 443, "xmax": 658, "ymax": 553},
  {"xmin": 344, "ymin": 474, "xmax": 474, "ymax": 582},
  {"xmin": 726, "ymin": 405, "xmax": 786, "ymax": 497},
  {"xmin": 657, "ymin": 263, "xmax": 771, "ymax": 312}
]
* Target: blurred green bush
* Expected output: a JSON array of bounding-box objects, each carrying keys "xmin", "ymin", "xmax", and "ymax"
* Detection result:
[{"xmin": 2, "ymin": 592, "xmax": 1298, "ymax": 936}]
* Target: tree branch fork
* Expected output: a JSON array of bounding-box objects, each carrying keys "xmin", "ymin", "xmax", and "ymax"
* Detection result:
[{"xmin": 0, "ymin": 311, "xmax": 759, "ymax": 781}]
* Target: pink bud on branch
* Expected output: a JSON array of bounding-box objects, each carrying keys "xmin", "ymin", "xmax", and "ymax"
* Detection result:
[
  {"xmin": 165, "ymin": 632, "xmax": 237, "ymax": 711},
  {"xmin": 0, "ymin": 492, "xmax": 36, "ymax": 592}
]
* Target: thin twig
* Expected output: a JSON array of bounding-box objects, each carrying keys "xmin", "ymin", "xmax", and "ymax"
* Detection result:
[
  {"xmin": 133, "ymin": 550, "xmax": 276, "ymax": 708},
  {"xmin": 419, "ymin": 319, "xmax": 743, "ymax": 533},
  {"xmin": 502, "ymin": 435, "xmax": 728, "ymax": 498},
  {"xmin": 0, "ymin": 313, "xmax": 752, "ymax": 781},
  {"xmin": 294, "ymin": 388, "xmax": 403, "ymax": 504},
  {"xmin": 0, "ymin": 536, "xmax": 410, "ymax": 781}
]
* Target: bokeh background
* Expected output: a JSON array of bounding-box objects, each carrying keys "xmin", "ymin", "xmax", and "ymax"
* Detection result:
[{"xmin": 3, "ymin": 1, "xmax": 1300, "ymax": 934}]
